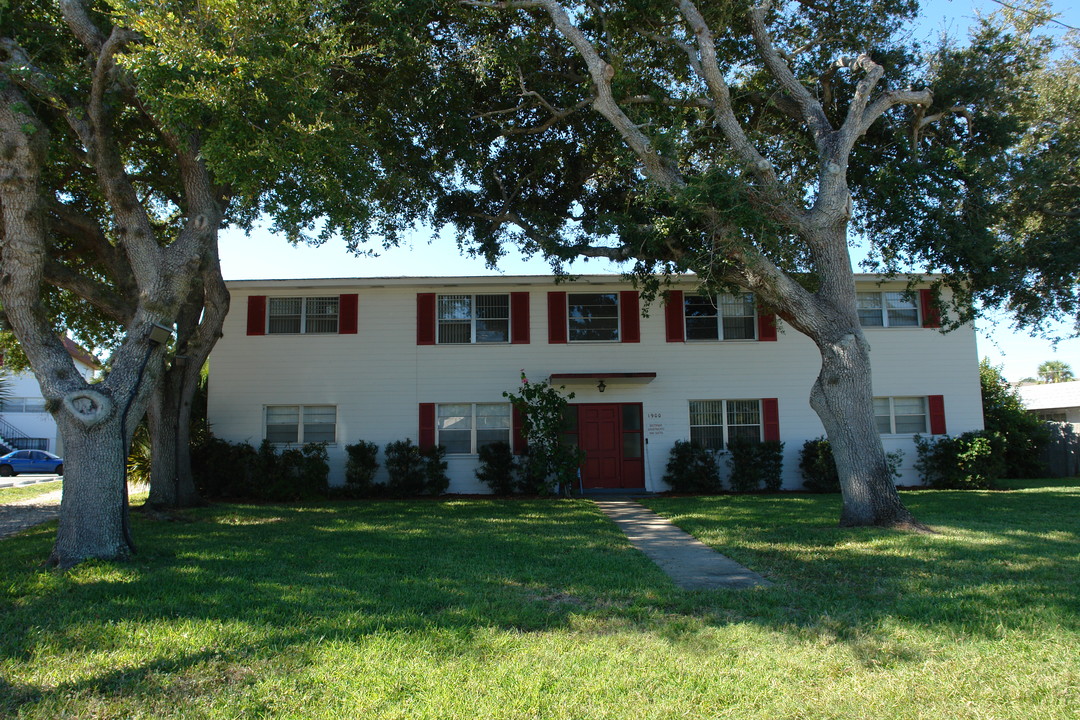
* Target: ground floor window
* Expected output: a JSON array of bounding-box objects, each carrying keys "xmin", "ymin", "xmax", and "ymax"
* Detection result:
[
  {"xmin": 688, "ymin": 400, "xmax": 762, "ymax": 450},
  {"xmin": 265, "ymin": 405, "xmax": 337, "ymax": 444},
  {"xmin": 1034, "ymin": 410, "xmax": 1068, "ymax": 422},
  {"xmin": 437, "ymin": 403, "xmax": 511, "ymax": 454},
  {"xmin": 873, "ymin": 397, "xmax": 927, "ymax": 434}
]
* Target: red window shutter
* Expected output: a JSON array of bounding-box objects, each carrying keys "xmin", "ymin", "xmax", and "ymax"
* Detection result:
[
  {"xmin": 512, "ymin": 405, "xmax": 527, "ymax": 455},
  {"xmin": 246, "ymin": 296, "xmax": 266, "ymax": 336},
  {"xmin": 665, "ymin": 290, "xmax": 685, "ymax": 343},
  {"xmin": 757, "ymin": 311, "xmax": 777, "ymax": 341},
  {"xmin": 920, "ymin": 289, "xmax": 941, "ymax": 328},
  {"xmin": 928, "ymin": 395, "xmax": 946, "ymax": 434},
  {"xmin": 419, "ymin": 403, "xmax": 436, "ymax": 450},
  {"xmin": 620, "ymin": 290, "xmax": 640, "ymax": 343},
  {"xmin": 762, "ymin": 398, "xmax": 780, "ymax": 441},
  {"xmin": 510, "ymin": 292, "xmax": 530, "ymax": 344},
  {"xmin": 547, "ymin": 292, "xmax": 567, "ymax": 344},
  {"xmin": 417, "ymin": 293, "xmax": 436, "ymax": 345},
  {"xmin": 339, "ymin": 294, "xmax": 358, "ymax": 334}
]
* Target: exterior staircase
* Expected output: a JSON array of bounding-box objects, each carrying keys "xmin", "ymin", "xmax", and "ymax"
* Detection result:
[{"xmin": 0, "ymin": 416, "xmax": 46, "ymax": 453}]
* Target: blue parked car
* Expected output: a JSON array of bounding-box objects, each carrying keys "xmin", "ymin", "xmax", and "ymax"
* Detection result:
[{"xmin": 0, "ymin": 450, "xmax": 64, "ymax": 477}]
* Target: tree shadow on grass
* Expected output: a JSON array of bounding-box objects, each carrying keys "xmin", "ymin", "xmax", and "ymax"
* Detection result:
[{"xmin": 0, "ymin": 492, "xmax": 1076, "ymax": 715}]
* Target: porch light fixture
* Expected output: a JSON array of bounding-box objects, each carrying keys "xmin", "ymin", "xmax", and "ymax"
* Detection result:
[{"xmin": 597, "ymin": 379, "xmax": 606, "ymax": 393}]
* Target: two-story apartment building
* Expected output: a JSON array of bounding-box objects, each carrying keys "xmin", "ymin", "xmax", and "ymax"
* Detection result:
[{"xmin": 206, "ymin": 275, "xmax": 984, "ymax": 492}]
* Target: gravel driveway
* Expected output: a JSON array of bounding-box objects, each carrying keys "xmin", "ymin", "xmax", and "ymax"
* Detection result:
[{"xmin": 0, "ymin": 486, "xmax": 62, "ymax": 540}]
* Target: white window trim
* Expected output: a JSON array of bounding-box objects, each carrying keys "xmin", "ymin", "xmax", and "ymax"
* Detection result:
[
  {"xmin": 436, "ymin": 402, "xmax": 512, "ymax": 455},
  {"xmin": 266, "ymin": 296, "xmax": 340, "ymax": 335},
  {"xmin": 264, "ymin": 404, "xmax": 338, "ymax": 445},
  {"xmin": 567, "ymin": 292, "xmax": 621, "ymax": 343},
  {"xmin": 436, "ymin": 293, "xmax": 511, "ymax": 345},
  {"xmin": 0, "ymin": 397, "xmax": 48, "ymax": 413},
  {"xmin": 684, "ymin": 293, "xmax": 758, "ymax": 341},
  {"xmin": 857, "ymin": 291, "xmax": 921, "ymax": 328},
  {"xmin": 688, "ymin": 399, "xmax": 764, "ymax": 451},
  {"xmin": 873, "ymin": 396, "xmax": 928, "ymax": 435}
]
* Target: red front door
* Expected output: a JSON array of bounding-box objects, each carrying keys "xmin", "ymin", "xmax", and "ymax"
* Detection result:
[
  {"xmin": 580, "ymin": 405, "xmax": 621, "ymax": 488},
  {"xmin": 575, "ymin": 403, "xmax": 645, "ymax": 490}
]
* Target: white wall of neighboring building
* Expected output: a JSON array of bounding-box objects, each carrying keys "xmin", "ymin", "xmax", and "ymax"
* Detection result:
[
  {"xmin": 207, "ymin": 275, "xmax": 985, "ymax": 491},
  {"xmin": 1, "ymin": 354, "xmax": 98, "ymax": 455}
]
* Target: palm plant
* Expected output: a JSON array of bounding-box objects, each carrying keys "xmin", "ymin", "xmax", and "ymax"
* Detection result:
[{"xmin": 1037, "ymin": 360, "xmax": 1075, "ymax": 384}]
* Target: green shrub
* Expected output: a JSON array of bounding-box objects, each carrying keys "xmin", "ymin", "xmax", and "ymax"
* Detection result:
[
  {"xmin": 421, "ymin": 444, "xmax": 450, "ymax": 495},
  {"xmin": 504, "ymin": 372, "xmax": 582, "ymax": 496},
  {"xmin": 728, "ymin": 439, "xmax": 785, "ymax": 492},
  {"xmin": 800, "ymin": 437, "xmax": 904, "ymax": 492},
  {"xmin": 914, "ymin": 430, "xmax": 1007, "ymax": 489},
  {"xmin": 344, "ymin": 440, "xmax": 380, "ymax": 491},
  {"xmin": 384, "ymin": 439, "xmax": 426, "ymax": 496},
  {"xmin": 980, "ymin": 359, "xmax": 1050, "ymax": 477},
  {"xmin": 662, "ymin": 440, "xmax": 721, "ymax": 493},
  {"xmin": 191, "ymin": 436, "xmax": 328, "ymax": 500},
  {"xmin": 191, "ymin": 435, "xmax": 258, "ymax": 498},
  {"xmin": 799, "ymin": 437, "xmax": 839, "ymax": 492},
  {"xmin": 384, "ymin": 440, "xmax": 448, "ymax": 496},
  {"xmin": 476, "ymin": 441, "xmax": 518, "ymax": 495}
]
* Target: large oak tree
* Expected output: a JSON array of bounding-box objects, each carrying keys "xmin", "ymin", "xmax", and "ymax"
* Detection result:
[
  {"xmin": 430, "ymin": 0, "xmax": 1077, "ymax": 526},
  {"xmin": 0, "ymin": 0, "xmax": 440, "ymax": 566}
]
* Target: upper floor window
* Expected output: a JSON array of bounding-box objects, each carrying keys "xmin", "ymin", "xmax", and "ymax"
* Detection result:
[
  {"xmin": 265, "ymin": 405, "xmax": 337, "ymax": 444},
  {"xmin": 688, "ymin": 399, "xmax": 763, "ymax": 451},
  {"xmin": 874, "ymin": 396, "xmax": 927, "ymax": 434},
  {"xmin": 268, "ymin": 297, "xmax": 339, "ymax": 334},
  {"xmin": 0, "ymin": 397, "xmax": 47, "ymax": 413},
  {"xmin": 438, "ymin": 294, "xmax": 509, "ymax": 344},
  {"xmin": 685, "ymin": 293, "xmax": 757, "ymax": 340},
  {"xmin": 436, "ymin": 403, "xmax": 511, "ymax": 454},
  {"xmin": 857, "ymin": 292, "xmax": 918, "ymax": 327},
  {"xmin": 568, "ymin": 293, "xmax": 619, "ymax": 342}
]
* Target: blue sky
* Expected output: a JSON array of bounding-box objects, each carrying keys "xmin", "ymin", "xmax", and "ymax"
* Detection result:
[{"xmin": 219, "ymin": 0, "xmax": 1079, "ymax": 382}]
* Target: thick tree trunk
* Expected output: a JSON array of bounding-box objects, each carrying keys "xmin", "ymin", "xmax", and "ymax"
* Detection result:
[
  {"xmin": 49, "ymin": 403, "xmax": 130, "ymax": 567},
  {"xmin": 146, "ymin": 372, "xmax": 201, "ymax": 508},
  {"xmin": 808, "ymin": 319, "xmax": 924, "ymax": 528},
  {"xmin": 146, "ymin": 265, "xmax": 228, "ymax": 508}
]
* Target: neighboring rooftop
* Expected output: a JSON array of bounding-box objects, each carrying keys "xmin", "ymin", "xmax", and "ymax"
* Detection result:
[{"xmin": 1018, "ymin": 381, "xmax": 1080, "ymax": 411}]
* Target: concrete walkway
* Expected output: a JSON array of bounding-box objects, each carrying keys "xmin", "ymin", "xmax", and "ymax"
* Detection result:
[{"xmin": 594, "ymin": 498, "xmax": 771, "ymax": 590}]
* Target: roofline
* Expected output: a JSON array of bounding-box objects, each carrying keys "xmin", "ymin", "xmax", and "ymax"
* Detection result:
[
  {"xmin": 61, "ymin": 337, "xmax": 102, "ymax": 370},
  {"xmin": 224, "ymin": 272, "xmax": 945, "ymax": 290}
]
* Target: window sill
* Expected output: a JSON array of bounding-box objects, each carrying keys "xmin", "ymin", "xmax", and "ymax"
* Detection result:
[{"xmin": 685, "ymin": 338, "xmax": 759, "ymax": 343}]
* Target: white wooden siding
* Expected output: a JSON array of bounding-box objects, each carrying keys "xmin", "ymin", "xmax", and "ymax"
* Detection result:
[{"xmin": 207, "ymin": 276, "xmax": 984, "ymax": 491}]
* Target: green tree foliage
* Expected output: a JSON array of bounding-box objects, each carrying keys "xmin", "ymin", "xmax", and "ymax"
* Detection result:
[
  {"xmin": 854, "ymin": 5, "xmax": 1079, "ymax": 333},
  {"xmin": 980, "ymin": 358, "xmax": 1049, "ymax": 477}
]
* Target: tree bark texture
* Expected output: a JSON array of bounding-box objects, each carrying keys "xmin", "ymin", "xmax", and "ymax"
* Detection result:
[
  {"xmin": 50, "ymin": 406, "xmax": 130, "ymax": 567},
  {"xmin": 146, "ymin": 264, "xmax": 228, "ymax": 508},
  {"xmin": 809, "ymin": 329, "xmax": 921, "ymax": 527}
]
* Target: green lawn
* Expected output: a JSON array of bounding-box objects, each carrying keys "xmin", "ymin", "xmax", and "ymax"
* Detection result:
[
  {"xmin": 1, "ymin": 482, "xmax": 1077, "ymax": 719},
  {"xmin": 0, "ymin": 480, "xmax": 62, "ymax": 504}
]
